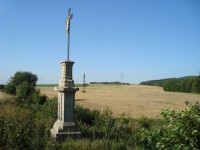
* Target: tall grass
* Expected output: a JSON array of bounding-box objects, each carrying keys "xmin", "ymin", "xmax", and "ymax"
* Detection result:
[
  {"xmin": 74, "ymin": 106, "xmax": 163, "ymax": 149},
  {"xmin": 0, "ymin": 91, "xmax": 16, "ymax": 103},
  {"xmin": 1, "ymin": 93, "xmax": 198, "ymax": 149}
]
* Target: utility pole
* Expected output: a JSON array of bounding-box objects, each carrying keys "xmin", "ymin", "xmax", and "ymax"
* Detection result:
[
  {"xmin": 82, "ymin": 73, "xmax": 86, "ymax": 93},
  {"xmin": 120, "ymin": 72, "xmax": 124, "ymax": 87}
]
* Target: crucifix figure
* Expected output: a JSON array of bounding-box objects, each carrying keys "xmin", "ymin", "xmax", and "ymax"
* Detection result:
[{"xmin": 66, "ymin": 8, "xmax": 73, "ymax": 61}]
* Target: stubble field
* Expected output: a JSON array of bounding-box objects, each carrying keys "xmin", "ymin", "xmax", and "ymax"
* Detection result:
[{"xmin": 39, "ymin": 84, "xmax": 200, "ymax": 118}]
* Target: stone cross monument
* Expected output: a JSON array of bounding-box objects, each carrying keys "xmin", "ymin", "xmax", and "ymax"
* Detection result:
[{"xmin": 51, "ymin": 8, "xmax": 81, "ymax": 141}]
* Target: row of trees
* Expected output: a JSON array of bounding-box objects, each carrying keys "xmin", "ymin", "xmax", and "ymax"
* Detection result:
[
  {"xmin": 163, "ymin": 76, "xmax": 200, "ymax": 93},
  {"xmin": 140, "ymin": 78, "xmax": 173, "ymax": 87},
  {"xmin": 140, "ymin": 76, "xmax": 200, "ymax": 93},
  {"xmin": 90, "ymin": 81, "xmax": 130, "ymax": 85}
]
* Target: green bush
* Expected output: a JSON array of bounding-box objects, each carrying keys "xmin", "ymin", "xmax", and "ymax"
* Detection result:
[
  {"xmin": 31, "ymin": 89, "xmax": 47, "ymax": 105},
  {"xmin": 2, "ymin": 93, "xmax": 199, "ymax": 149},
  {"xmin": 138, "ymin": 116, "xmax": 153, "ymax": 129},
  {"xmin": 0, "ymin": 84, "xmax": 5, "ymax": 91},
  {"xmin": 75, "ymin": 106, "xmax": 160, "ymax": 149},
  {"xmin": 0, "ymin": 99, "xmax": 59, "ymax": 150},
  {"xmin": 4, "ymin": 71, "xmax": 37, "ymax": 95},
  {"xmin": 3, "ymin": 71, "xmax": 48, "ymax": 105},
  {"xmin": 75, "ymin": 105, "xmax": 100, "ymax": 126},
  {"xmin": 4, "ymin": 83, "xmax": 16, "ymax": 95},
  {"xmin": 10, "ymin": 71, "xmax": 37, "ymax": 87},
  {"xmin": 16, "ymin": 81, "xmax": 35, "ymax": 104},
  {"xmin": 141, "ymin": 102, "xmax": 200, "ymax": 149}
]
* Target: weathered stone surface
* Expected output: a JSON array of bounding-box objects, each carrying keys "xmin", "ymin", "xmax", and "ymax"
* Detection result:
[
  {"xmin": 51, "ymin": 61, "xmax": 81, "ymax": 141},
  {"xmin": 59, "ymin": 61, "xmax": 75, "ymax": 88}
]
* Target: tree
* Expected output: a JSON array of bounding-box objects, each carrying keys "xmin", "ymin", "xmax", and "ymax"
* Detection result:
[
  {"xmin": 31, "ymin": 89, "xmax": 47, "ymax": 105},
  {"xmin": 4, "ymin": 83, "xmax": 16, "ymax": 95},
  {"xmin": 181, "ymin": 78, "xmax": 189, "ymax": 92},
  {"xmin": 186, "ymin": 78, "xmax": 195, "ymax": 93},
  {"xmin": 4, "ymin": 71, "xmax": 48, "ymax": 105},
  {"xmin": 163, "ymin": 81, "xmax": 174, "ymax": 91},
  {"xmin": 163, "ymin": 77, "xmax": 198, "ymax": 93},
  {"xmin": 11, "ymin": 71, "xmax": 37, "ymax": 87},
  {"xmin": 175, "ymin": 80, "xmax": 182, "ymax": 92},
  {"xmin": 0, "ymin": 84, "xmax": 5, "ymax": 91},
  {"xmin": 16, "ymin": 81, "xmax": 35, "ymax": 104},
  {"xmin": 192, "ymin": 77, "xmax": 200, "ymax": 93},
  {"xmin": 4, "ymin": 71, "xmax": 37, "ymax": 95}
]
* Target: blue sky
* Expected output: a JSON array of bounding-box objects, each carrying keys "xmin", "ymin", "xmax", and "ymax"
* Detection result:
[{"xmin": 0, "ymin": 0, "xmax": 200, "ymax": 84}]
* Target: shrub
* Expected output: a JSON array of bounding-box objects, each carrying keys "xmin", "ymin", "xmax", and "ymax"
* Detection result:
[
  {"xmin": 141, "ymin": 102, "xmax": 200, "ymax": 149},
  {"xmin": 0, "ymin": 100, "xmax": 59, "ymax": 150},
  {"xmin": 75, "ymin": 106, "xmax": 159, "ymax": 149},
  {"xmin": 0, "ymin": 84, "xmax": 5, "ymax": 91},
  {"xmin": 16, "ymin": 81, "xmax": 35, "ymax": 104},
  {"xmin": 75, "ymin": 105, "xmax": 100, "ymax": 126},
  {"xmin": 4, "ymin": 71, "xmax": 37, "ymax": 95},
  {"xmin": 138, "ymin": 116, "xmax": 153, "ymax": 129},
  {"xmin": 31, "ymin": 89, "xmax": 47, "ymax": 105},
  {"xmin": 4, "ymin": 71, "xmax": 48, "ymax": 105},
  {"xmin": 0, "ymin": 98, "xmax": 174, "ymax": 149},
  {"xmin": 4, "ymin": 83, "xmax": 16, "ymax": 95}
]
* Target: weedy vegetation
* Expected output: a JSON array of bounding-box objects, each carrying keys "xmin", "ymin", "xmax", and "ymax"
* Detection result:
[
  {"xmin": 1, "ymin": 97, "xmax": 199, "ymax": 149},
  {"xmin": 0, "ymin": 71, "xmax": 200, "ymax": 149}
]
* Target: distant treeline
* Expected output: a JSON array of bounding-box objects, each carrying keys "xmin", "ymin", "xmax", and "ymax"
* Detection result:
[
  {"xmin": 140, "ymin": 76, "xmax": 200, "ymax": 93},
  {"xmin": 90, "ymin": 81, "xmax": 130, "ymax": 85}
]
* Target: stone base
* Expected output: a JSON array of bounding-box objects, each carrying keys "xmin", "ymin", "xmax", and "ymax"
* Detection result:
[{"xmin": 51, "ymin": 119, "xmax": 81, "ymax": 141}]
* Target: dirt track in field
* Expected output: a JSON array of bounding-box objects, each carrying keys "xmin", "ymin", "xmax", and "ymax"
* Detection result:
[{"xmin": 39, "ymin": 84, "xmax": 200, "ymax": 118}]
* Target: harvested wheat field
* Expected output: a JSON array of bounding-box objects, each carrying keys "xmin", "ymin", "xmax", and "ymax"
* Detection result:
[{"xmin": 39, "ymin": 84, "xmax": 200, "ymax": 118}]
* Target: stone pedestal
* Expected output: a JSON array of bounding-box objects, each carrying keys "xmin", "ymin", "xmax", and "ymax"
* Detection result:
[{"xmin": 51, "ymin": 61, "xmax": 81, "ymax": 141}]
